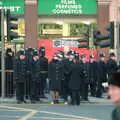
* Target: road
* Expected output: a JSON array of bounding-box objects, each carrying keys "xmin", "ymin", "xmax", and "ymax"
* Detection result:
[{"xmin": 0, "ymin": 97, "xmax": 114, "ymax": 120}]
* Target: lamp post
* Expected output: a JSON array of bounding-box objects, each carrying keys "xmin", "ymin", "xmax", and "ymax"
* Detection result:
[{"xmin": 1, "ymin": 9, "xmax": 5, "ymax": 98}]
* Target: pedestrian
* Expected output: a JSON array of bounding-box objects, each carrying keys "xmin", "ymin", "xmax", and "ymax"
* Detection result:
[
  {"xmin": 62, "ymin": 51, "xmax": 74, "ymax": 104},
  {"xmin": 108, "ymin": 72, "xmax": 120, "ymax": 120},
  {"xmin": 5, "ymin": 48, "xmax": 14, "ymax": 97},
  {"xmin": 68, "ymin": 55, "xmax": 84, "ymax": 105},
  {"xmin": 96, "ymin": 52, "xmax": 107, "ymax": 98},
  {"xmin": 14, "ymin": 49, "xmax": 27, "ymax": 103},
  {"xmin": 30, "ymin": 49, "xmax": 41, "ymax": 103},
  {"xmin": 48, "ymin": 53, "xmax": 64, "ymax": 104},
  {"xmin": 39, "ymin": 47, "xmax": 48, "ymax": 98},
  {"xmin": 88, "ymin": 54, "xmax": 97, "ymax": 97},
  {"xmin": 80, "ymin": 54, "xmax": 89, "ymax": 101},
  {"xmin": 107, "ymin": 52, "xmax": 118, "ymax": 81}
]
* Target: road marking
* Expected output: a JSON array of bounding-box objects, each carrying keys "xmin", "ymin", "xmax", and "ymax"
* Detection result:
[
  {"xmin": 39, "ymin": 110, "xmax": 96, "ymax": 120},
  {"xmin": 18, "ymin": 110, "xmax": 38, "ymax": 120},
  {"xmin": 32, "ymin": 116, "xmax": 90, "ymax": 120},
  {"xmin": 0, "ymin": 115, "xmax": 20, "ymax": 118},
  {"xmin": 0, "ymin": 105, "xmax": 38, "ymax": 120},
  {"xmin": 0, "ymin": 105, "xmax": 96, "ymax": 120}
]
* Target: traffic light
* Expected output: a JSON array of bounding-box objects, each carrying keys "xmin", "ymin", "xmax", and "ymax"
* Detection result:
[
  {"xmin": 93, "ymin": 22, "xmax": 114, "ymax": 48},
  {"xmin": 78, "ymin": 30, "xmax": 89, "ymax": 48},
  {"xmin": 6, "ymin": 9, "xmax": 18, "ymax": 41}
]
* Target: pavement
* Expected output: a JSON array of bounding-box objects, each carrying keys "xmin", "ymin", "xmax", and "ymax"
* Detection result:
[
  {"xmin": 0, "ymin": 96, "xmax": 112, "ymax": 104},
  {"xmin": 0, "ymin": 92, "xmax": 112, "ymax": 104}
]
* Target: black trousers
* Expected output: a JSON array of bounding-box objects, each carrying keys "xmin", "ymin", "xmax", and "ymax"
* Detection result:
[
  {"xmin": 96, "ymin": 81, "xmax": 103, "ymax": 97},
  {"xmin": 90, "ymin": 82, "xmax": 96, "ymax": 97},
  {"xmin": 71, "ymin": 90, "xmax": 80, "ymax": 105},
  {"xmin": 40, "ymin": 74, "xmax": 47, "ymax": 96},
  {"xmin": 16, "ymin": 82, "xmax": 24, "ymax": 101},
  {"xmin": 81, "ymin": 83, "xmax": 88, "ymax": 100},
  {"xmin": 30, "ymin": 81, "xmax": 40, "ymax": 102}
]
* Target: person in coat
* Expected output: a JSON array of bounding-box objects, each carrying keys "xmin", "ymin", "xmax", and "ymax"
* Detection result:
[
  {"xmin": 30, "ymin": 50, "xmax": 41, "ymax": 103},
  {"xmin": 39, "ymin": 47, "xmax": 48, "ymax": 98},
  {"xmin": 68, "ymin": 55, "xmax": 84, "ymax": 105},
  {"xmin": 96, "ymin": 52, "xmax": 107, "ymax": 98},
  {"xmin": 48, "ymin": 54, "xmax": 64, "ymax": 104},
  {"xmin": 87, "ymin": 54, "xmax": 97, "ymax": 97},
  {"xmin": 107, "ymin": 52, "xmax": 118, "ymax": 81},
  {"xmin": 13, "ymin": 49, "xmax": 27, "ymax": 103},
  {"xmin": 62, "ymin": 51, "xmax": 74, "ymax": 104},
  {"xmin": 5, "ymin": 48, "xmax": 14, "ymax": 97},
  {"xmin": 25, "ymin": 47, "xmax": 34, "ymax": 99},
  {"xmin": 80, "ymin": 54, "xmax": 89, "ymax": 101},
  {"xmin": 108, "ymin": 72, "xmax": 120, "ymax": 120}
]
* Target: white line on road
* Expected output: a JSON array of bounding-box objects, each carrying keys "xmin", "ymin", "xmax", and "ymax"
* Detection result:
[
  {"xmin": 0, "ymin": 105, "xmax": 97, "ymax": 120},
  {"xmin": 18, "ymin": 110, "xmax": 38, "ymax": 120},
  {"xmin": 39, "ymin": 110, "xmax": 96, "ymax": 120}
]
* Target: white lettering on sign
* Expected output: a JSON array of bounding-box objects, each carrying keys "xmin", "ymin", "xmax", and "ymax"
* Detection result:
[
  {"xmin": 0, "ymin": 6, "xmax": 21, "ymax": 13},
  {"xmin": 61, "ymin": 0, "xmax": 76, "ymax": 4},
  {"xmin": 53, "ymin": 0, "xmax": 82, "ymax": 14}
]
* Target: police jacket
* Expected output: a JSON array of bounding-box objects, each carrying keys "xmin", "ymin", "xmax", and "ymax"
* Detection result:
[
  {"xmin": 13, "ymin": 58, "xmax": 27, "ymax": 83},
  {"xmin": 68, "ymin": 62, "xmax": 84, "ymax": 90},
  {"xmin": 107, "ymin": 59, "xmax": 118, "ymax": 76},
  {"xmin": 31, "ymin": 59, "xmax": 40, "ymax": 82},
  {"xmin": 5, "ymin": 53, "xmax": 14, "ymax": 70},
  {"xmin": 96, "ymin": 60, "xmax": 107, "ymax": 82},
  {"xmin": 87, "ymin": 61, "xmax": 97, "ymax": 83},
  {"xmin": 39, "ymin": 56, "xmax": 48, "ymax": 77},
  {"xmin": 48, "ymin": 59, "xmax": 64, "ymax": 91}
]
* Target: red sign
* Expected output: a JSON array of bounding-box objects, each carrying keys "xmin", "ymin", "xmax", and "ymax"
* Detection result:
[{"xmin": 38, "ymin": 40, "xmax": 97, "ymax": 62}]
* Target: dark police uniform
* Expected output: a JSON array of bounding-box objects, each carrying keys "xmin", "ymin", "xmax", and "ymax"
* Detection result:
[
  {"xmin": 62, "ymin": 57, "xmax": 73, "ymax": 102},
  {"xmin": 30, "ymin": 51, "xmax": 40, "ymax": 103},
  {"xmin": 87, "ymin": 55, "xmax": 97, "ymax": 97},
  {"xmin": 48, "ymin": 59, "xmax": 64, "ymax": 92},
  {"xmin": 68, "ymin": 61, "xmax": 84, "ymax": 105},
  {"xmin": 80, "ymin": 60, "xmax": 89, "ymax": 101},
  {"xmin": 107, "ymin": 53, "xmax": 118, "ymax": 81},
  {"xmin": 39, "ymin": 56, "xmax": 48, "ymax": 98},
  {"xmin": 96, "ymin": 54, "xmax": 107, "ymax": 98},
  {"xmin": 13, "ymin": 50, "xmax": 27, "ymax": 103},
  {"xmin": 5, "ymin": 48, "xmax": 14, "ymax": 97},
  {"xmin": 25, "ymin": 48, "xmax": 34, "ymax": 99}
]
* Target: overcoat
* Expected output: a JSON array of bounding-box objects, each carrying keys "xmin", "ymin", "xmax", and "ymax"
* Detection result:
[{"xmin": 48, "ymin": 59, "xmax": 64, "ymax": 91}]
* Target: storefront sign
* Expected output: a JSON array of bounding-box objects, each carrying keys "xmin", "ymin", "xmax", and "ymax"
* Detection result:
[
  {"xmin": 0, "ymin": 0, "xmax": 24, "ymax": 14},
  {"xmin": 53, "ymin": 39, "xmax": 79, "ymax": 47},
  {"xmin": 38, "ymin": 0, "xmax": 97, "ymax": 15}
]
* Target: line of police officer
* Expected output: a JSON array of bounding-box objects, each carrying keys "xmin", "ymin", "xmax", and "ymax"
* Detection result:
[
  {"xmin": 48, "ymin": 50, "xmax": 118, "ymax": 105},
  {"xmin": 0, "ymin": 47, "xmax": 119, "ymax": 105},
  {"xmin": 3, "ymin": 47, "xmax": 48, "ymax": 103}
]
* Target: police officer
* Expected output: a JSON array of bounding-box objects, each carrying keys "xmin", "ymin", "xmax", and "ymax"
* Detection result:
[
  {"xmin": 96, "ymin": 52, "xmax": 107, "ymax": 98},
  {"xmin": 80, "ymin": 54, "xmax": 89, "ymax": 101},
  {"xmin": 39, "ymin": 46, "xmax": 48, "ymax": 98},
  {"xmin": 30, "ymin": 49, "xmax": 41, "ymax": 103},
  {"xmin": 24, "ymin": 47, "xmax": 34, "ymax": 99},
  {"xmin": 14, "ymin": 49, "xmax": 27, "ymax": 103},
  {"xmin": 88, "ymin": 54, "xmax": 97, "ymax": 97},
  {"xmin": 107, "ymin": 52, "xmax": 118, "ymax": 81},
  {"xmin": 5, "ymin": 48, "xmax": 14, "ymax": 97},
  {"xmin": 62, "ymin": 50, "xmax": 74, "ymax": 104},
  {"xmin": 48, "ymin": 53, "xmax": 64, "ymax": 104},
  {"xmin": 68, "ymin": 54, "xmax": 84, "ymax": 105}
]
